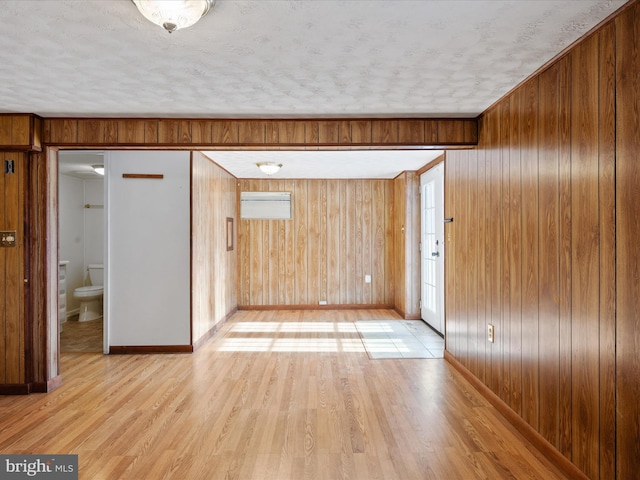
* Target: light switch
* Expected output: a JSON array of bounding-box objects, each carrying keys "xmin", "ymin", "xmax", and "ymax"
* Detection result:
[{"xmin": 365, "ymin": 275, "xmax": 371, "ymax": 284}]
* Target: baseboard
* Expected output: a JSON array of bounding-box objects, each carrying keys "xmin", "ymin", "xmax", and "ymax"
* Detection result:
[
  {"xmin": 30, "ymin": 375, "xmax": 63, "ymax": 393},
  {"xmin": 238, "ymin": 304, "xmax": 395, "ymax": 311},
  {"xmin": 444, "ymin": 350, "xmax": 589, "ymax": 480},
  {"xmin": 109, "ymin": 345, "xmax": 193, "ymax": 354},
  {"xmin": 392, "ymin": 307, "xmax": 421, "ymax": 320},
  {"xmin": 0, "ymin": 384, "xmax": 31, "ymax": 395},
  {"xmin": 192, "ymin": 307, "xmax": 237, "ymax": 351},
  {"xmin": 0, "ymin": 375, "xmax": 63, "ymax": 395}
]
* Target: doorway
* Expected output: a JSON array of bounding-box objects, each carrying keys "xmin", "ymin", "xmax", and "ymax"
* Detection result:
[
  {"xmin": 420, "ymin": 163, "xmax": 445, "ymax": 335},
  {"xmin": 58, "ymin": 151, "xmax": 106, "ymax": 353}
]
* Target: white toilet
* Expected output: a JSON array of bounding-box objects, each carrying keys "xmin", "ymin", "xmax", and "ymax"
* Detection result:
[{"xmin": 73, "ymin": 264, "xmax": 104, "ymax": 322}]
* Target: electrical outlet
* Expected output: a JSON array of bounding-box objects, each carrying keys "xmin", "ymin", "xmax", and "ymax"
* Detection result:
[
  {"xmin": 319, "ymin": 300, "xmax": 328, "ymax": 305},
  {"xmin": 488, "ymin": 323, "xmax": 495, "ymax": 343}
]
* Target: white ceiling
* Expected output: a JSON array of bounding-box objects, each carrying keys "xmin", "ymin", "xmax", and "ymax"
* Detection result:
[
  {"xmin": 203, "ymin": 149, "xmax": 444, "ymax": 178},
  {"xmin": 59, "ymin": 151, "xmax": 106, "ymax": 179},
  {"xmin": 0, "ymin": 0, "xmax": 626, "ymax": 118}
]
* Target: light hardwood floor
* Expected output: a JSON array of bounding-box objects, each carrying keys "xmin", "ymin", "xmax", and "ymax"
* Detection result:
[{"xmin": 0, "ymin": 310, "xmax": 567, "ymax": 479}]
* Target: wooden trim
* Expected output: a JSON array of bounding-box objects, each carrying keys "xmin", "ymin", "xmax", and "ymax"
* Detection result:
[
  {"xmin": 29, "ymin": 375, "xmax": 63, "ymax": 393},
  {"xmin": 416, "ymin": 153, "xmax": 445, "ymax": 176},
  {"xmin": 0, "ymin": 384, "xmax": 31, "ymax": 395},
  {"xmin": 444, "ymin": 350, "xmax": 590, "ymax": 480},
  {"xmin": 122, "ymin": 173, "xmax": 164, "ymax": 179},
  {"xmin": 189, "ymin": 152, "xmax": 194, "ymax": 347},
  {"xmin": 109, "ymin": 345, "xmax": 194, "ymax": 354},
  {"xmin": 192, "ymin": 308, "xmax": 237, "ymax": 351},
  {"xmin": 43, "ymin": 117, "xmax": 478, "ymax": 148},
  {"xmin": 238, "ymin": 304, "xmax": 394, "ymax": 311},
  {"xmin": 0, "ymin": 113, "xmax": 42, "ymax": 151}
]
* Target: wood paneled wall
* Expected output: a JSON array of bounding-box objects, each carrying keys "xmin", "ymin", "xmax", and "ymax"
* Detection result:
[
  {"xmin": 393, "ymin": 172, "xmax": 421, "ymax": 319},
  {"xmin": 42, "ymin": 118, "xmax": 477, "ymax": 148},
  {"xmin": 0, "ymin": 114, "xmax": 42, "ymax": 151},
  {"xmin": 191, "ymin": 152, "xmax": 238, "ymax": 344},
  {"xmin": 237, "ymin": 178, "xmax": 394, "ymax": 307},
  {"xmin": 445, "ymin": 17, "xmax": 621, "ymax": 480},
  {"xmin": 615, "ymin": 4, "xmax": 640, "ymax": 479},
  {"xmin": 0, "ymin": 152, "xmax": 25, "ymax": 386},
  {"xmin": 1, "ymin": 148, "xmax": 61, "ymax": 395}
]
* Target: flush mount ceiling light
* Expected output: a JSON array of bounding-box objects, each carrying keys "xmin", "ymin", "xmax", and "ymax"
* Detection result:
[
  {"xmin": 132, "ymin": 0, "xmax": 215, "ymax": 34},
  {"xmin": 257, "ymin": 162, "xmax": 283, "ymax": 176},
  {"xmin": 92, "ymin": 165, "xmax": 105, "ymax": 175}
]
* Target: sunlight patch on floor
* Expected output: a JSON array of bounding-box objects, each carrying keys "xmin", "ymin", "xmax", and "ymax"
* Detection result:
[
  {"xmin": 217, "ymin": 320, "xmax": 444, "ymax": 357},
  {"xmin": 355, "ymin": 320, "xmax": 444, "ymax": 359}
]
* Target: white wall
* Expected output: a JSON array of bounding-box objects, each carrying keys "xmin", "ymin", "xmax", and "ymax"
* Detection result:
[
  {"xmin": 106, "ymin": 151, "xmax": 190, "ymax": 347},
  {"xmin": 58, "ymin": 174, "xmax": 85, "ymax": 315},
  {"xmin": 83, "ymin": 179, "xmax": 104, "ymax": 268}
]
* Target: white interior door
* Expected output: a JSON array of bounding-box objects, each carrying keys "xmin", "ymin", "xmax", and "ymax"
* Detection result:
[{"xmin": 421, "ymin": 164, "xmax": 445, "ymax": 334}]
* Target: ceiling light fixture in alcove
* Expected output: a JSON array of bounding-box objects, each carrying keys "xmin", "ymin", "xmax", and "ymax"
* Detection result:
[
  {"xmin": 92, "ymin": 165, "xmax": 105, "ymax": 175},
  {"xmin": 131, "ymin": 0, "xmax": 216, "ymax": 33},
  {"xmin": 257, "ymin": 162, "xmax": 283, "ymax": 176}
]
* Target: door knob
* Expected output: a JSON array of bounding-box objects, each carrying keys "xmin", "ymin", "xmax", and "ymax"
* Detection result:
[{"xmin": 431, "ymin": 252, "xmax": 440, "ymax": 257}]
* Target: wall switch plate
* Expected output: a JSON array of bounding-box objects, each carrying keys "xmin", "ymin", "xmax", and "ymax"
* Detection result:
[
  {"xmin": 488, "ymin": 323, "xmax": 495, "ymax": 343},
  {"xmin": 365, "ymin": 274, "xmax": 372, "ymax": 284}
]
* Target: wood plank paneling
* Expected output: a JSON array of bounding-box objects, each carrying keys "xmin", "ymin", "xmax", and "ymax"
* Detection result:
[
  {"xmin": 557, "ymin": 54, "xmax": 573, "ymax": 461},
  {"xmin": 294, "ymin": 180, "xmax": 308, "ymax": 304},
  {"xmin": 445, "ymin": 11, "xmax": 622, "ymax": 479},
  {"xmin": 521, "ymin": 76, "xmax": 539, "ymax": 432},
  {"xmin": 238, "ymin": 179, "xmax": 395, "ymax": 307},
  {"xmin": 538, "ymin": 63, "xmax": 561, "ymax": 449},
  {"xmin": 476, "ymin": 133, "xmax": 488, "ymax": 385},
  {"xmin": 499, "ymin": 99, "xmax": 510, "ymax": 399},
  {"xmin": 0, "ymin": 152, "xmax": 25, "ymax": 385},
  {"xmin": 615, "ymin": 4, "xmax": 640, "ymax": 479},
  {"xmin": 42, "ymin": 118, "xmax": 477, "ymax": 148},
  {"xmin": 393, "ymin": 175, "xmax": 406, "ymax": 314},
  {"xmin": 158, "ymin": 120, "xmax": 179, "ymax": 144},
  {"xmin": 372, "ymin": 120, "xmax": 398, "ymax": 144},
  {"xmin": 191, "ymin": 121, "xmax": 212, "ymax": 145},
  {"xmin": 4, "ymin": 153, "xmax": 24, "ymax": 384},
  {"xmin": 445, "ymin": 8, "xmax": 640, "ymax": 480},
  {"xmin": 570, "ymin": 34, "xmax": 600, "ymax": 479},
  {"xmin": 191, "ymin": 152, "xmax": 238, "ymax": 344},
  {"xmin": 467, "ymin": 149, "xmax": 479, "ymax": 380},
  {"xmin": 487, "ymin": 106, "xmax": 500, "ymax": 394},
  {"xmin": 597, "ymin": 23, "xmax": 616, "ymax": 480},
  {"xmin": 0, "ymin": 114, "xmax": 40, "ymax": 150},
  {"xmin": 117, "ymin": 120, "xmax": 145, "ymax": 144},
  {"xmin": 508, "ymin": 88, "xmax": 522, "ymax": 416},
  {"xmin": 0, "ymin": 117, "xmax": 11, "ymax": 144},
  {"xmin": 0, "ymin": 153, "xmax": 7, "ymax": 383}
]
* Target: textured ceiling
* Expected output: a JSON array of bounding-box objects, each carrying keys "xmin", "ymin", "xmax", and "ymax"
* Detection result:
[
  {"xmin": 0, "ymin": 0, "xmax": 626, "ymax": 118},
  {"xmin": 203, "ymin": 150, "xmax": 444, "ymax": 178}
]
